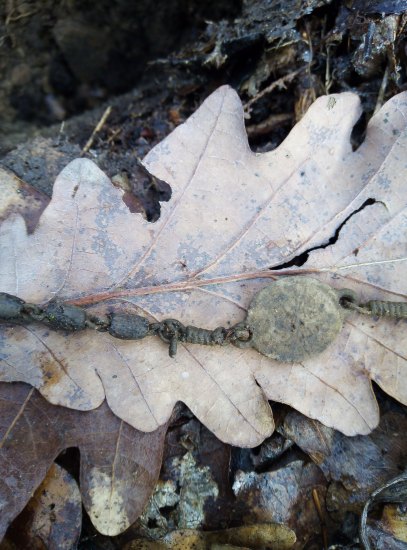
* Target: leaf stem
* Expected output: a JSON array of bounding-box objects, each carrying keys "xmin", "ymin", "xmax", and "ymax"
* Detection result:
[
  {"xmin": 68, "ymin": 268, "xmax": 318, "ymax": 306},
  {"xmin": 67, "ymin": 256, "xmax": 407, "ymax": 307}
]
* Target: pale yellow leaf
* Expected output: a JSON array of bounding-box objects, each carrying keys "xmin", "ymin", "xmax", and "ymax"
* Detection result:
[{"xmin": 0, "ymin": 86, "xmax": 406, "ymax": 445}]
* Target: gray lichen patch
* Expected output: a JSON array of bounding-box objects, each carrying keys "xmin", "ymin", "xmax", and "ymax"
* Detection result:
[
  {"xmin": 177, "ymin": 451, "xmax": 219, "ymax": 529},
  {"xmin": 138, "ymin": 452, "xmax": 219, "ymax": 540}
]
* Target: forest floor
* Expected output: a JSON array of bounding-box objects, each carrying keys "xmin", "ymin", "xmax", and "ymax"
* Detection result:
[{"xmin": 0, "ymin": 1, "xmax": 407, "ymax": 549}]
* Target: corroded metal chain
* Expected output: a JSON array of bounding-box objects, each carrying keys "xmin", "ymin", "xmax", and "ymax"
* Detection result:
[
  {"xmin": 147, "ymin": 318, "xmax": 252, "ymax": 357},
  {"xmin": 0, "ymin": 288, "xmax": 405, "ymax": 359},
  {"xmin": 0, "ymin": 292, "xmax": 252, "ymax": 358},
  {"xmin": 340, "ymin": 295, "xmax": 407, "ymax": 318}
]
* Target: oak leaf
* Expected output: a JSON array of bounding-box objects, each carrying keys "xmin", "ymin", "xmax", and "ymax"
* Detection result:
[
  {"xmin": 280, "ymin": 409, "xmax": 407, "ymax": 496},
  {"xmin": 0, "ymin": 382, "xmax": 166, "ymax": 537},
  {"xmin": 0, "ymin": 86, "xmax": 406, "ymax": 447},
  {"xmin": 124, "ymin": 524, "xmax": 296, "ymax": 550},
  {"xmin": 2, "ymin": 462, "xmax": 82, "ymax": 550}
]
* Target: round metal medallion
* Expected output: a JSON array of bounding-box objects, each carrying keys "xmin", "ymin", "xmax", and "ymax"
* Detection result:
[{"xmin": 246, "ymin": 277, "xmax": 351, "ymax": 362}]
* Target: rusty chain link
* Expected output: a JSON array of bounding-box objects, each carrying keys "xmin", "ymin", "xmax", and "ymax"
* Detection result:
[
  {"xmin": 0, "ymin": 292, "xmax": 253, "ymax": 357},
  {"xmin": 0, "ymin": 290, "xmax": 405, "ymax": 357},
  {"xmin": 340, "ymin": 295, "xmax": 407, "ymax": 319}
]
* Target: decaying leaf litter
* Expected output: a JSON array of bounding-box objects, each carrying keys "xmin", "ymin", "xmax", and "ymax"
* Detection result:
[
  {"xmin": 2, "ymin": 2, "xmax": 405, "ymax": 547},
  {"xmin": 0, "ymin": 86, "xmax": 406, "ymax": 548},
  {"xmin": 2, "ymin": 462, "xmax": 82, "ymax": 550},
  {"xmin": 0, "ymin": 382, "xmax": 167, "ymax": 538}
]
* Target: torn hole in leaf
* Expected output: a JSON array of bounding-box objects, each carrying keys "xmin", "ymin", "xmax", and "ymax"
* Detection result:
[
  {"xmin": 111, "ymin": 158, "xmax": 171, "ymax": 222},
  {"xmin": 55, "ymin": 446, "xmax": 81, "ymax": 482},
  {"xmin": 270, "ymin": 197, "xmax": 378, "ymax": 271}
]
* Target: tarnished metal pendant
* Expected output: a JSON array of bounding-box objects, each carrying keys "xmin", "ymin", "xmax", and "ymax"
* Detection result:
[{"xmin": 243, "ymin": 277, "xmax": 356, "ymax": 362}]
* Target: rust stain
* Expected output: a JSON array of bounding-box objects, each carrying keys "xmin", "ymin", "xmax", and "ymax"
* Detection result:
[
  {"xmin": 3, "ymin": 326, "xmax": 27, "ymax": 343},
  {"xmin": 35, "ymin": 351, "xmax": 64, "ymax": 387}
]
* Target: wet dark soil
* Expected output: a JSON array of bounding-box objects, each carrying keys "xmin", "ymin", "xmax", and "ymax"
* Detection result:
[{"xmin": 1, "ymin": 0, "xmax": 406, "ymax": 221}]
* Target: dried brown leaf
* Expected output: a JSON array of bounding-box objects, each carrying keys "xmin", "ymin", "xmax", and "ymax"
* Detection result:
[
  {"xmin": 281, "ymin": 409, "xmax": 407, "ymax": 496},
  {"xmin": 0, "ymin": 167, "xmax": 49, "ymax": 232},
  {"xmin": 0, "ymin": 86, "xmax": 406, "ymax": 446},
  {"xmin": 1, "ymin": 463, "xmax": 81, "ymax": 550},
  {"xmin": 0, "ymin": 382, "xmax": 166, "ymax": 537},
  {"xmin": 360, "ymin": 470, "xmax": 407, "ymax": 550},
  {"xmin": 124, "ymin": 523, "xmax": 296, "ymax": 550},
  {"xmin": 380, "ymin": 504, "xmax": 407, "ymax": 543},
  {"xmin": 232, "ymin": 460, "xmax": 326, "ymax": 549}
]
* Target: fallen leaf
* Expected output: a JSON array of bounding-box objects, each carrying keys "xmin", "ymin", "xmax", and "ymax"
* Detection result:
[
  {"xmin": 0, "ymin": 86, "xmax": 406, "ymax": 447},
  {"xmin": 1, "ymin": 463, "xmax": 81, "ymax": 550},
  {"xmin": 360, "ymin": 470, "xmax": 407, "ymax": 550},
  {"xmin": 0, "ymin": 166, "xmax": 49, "ymax": 232},
  {"xmin": 124, "ymin": 523, "xmax": 296, "ymax": 550},
  {"xmin": 232, "ymin": 460, "xmax": 327, "ymax": 549},
  {"xmin": 361, "ymin": 526, "xmax": 407, "ymax": 550},
  {"xmin": 130, "ymin": 415, "xmax": 243, "ymax": 543},
  {"xmin": 280, "ymin": 407, "xmax": 407, "ymax": 533},
  {"xmin": 0, "ymin": 167, "xmax": 168, "ymax": 539},
  {"xmin": 280, "ymin": 409, "xmax": 407, "ymax": 495},
  {"xmin": 251, "ymin": 431, "xmax": 294, "ymax": 469},
  {"xmin": 381, "ymin": 504, "xmax": 407, "ymax": 543},
  {"xmin": 0, "ymin": 382, "xmax": 167, "ymax": 537}
]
